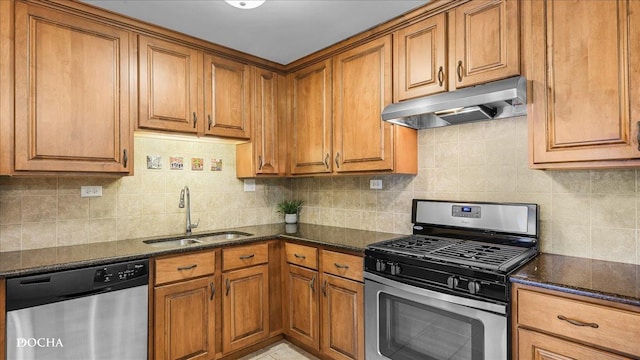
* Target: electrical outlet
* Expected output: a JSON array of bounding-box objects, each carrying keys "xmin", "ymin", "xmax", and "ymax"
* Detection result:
[
  {"xmin": 243, "ymin": 179, "xmax": 256, "ymax": 192},
  {"xmin": 370, "ymin": 179, "xmax": 383, "ymax": 190},
  {"xmin": 80, "ymin": 186, "xmax": 103, "ymax": 197}
]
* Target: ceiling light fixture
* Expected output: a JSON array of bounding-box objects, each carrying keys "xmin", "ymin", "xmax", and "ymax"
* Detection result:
[{"xmin": 224, "ymin": 0, "xmax": 265, "ymax": 10}]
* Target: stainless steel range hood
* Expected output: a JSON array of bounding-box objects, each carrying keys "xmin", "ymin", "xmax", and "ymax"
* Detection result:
[{"xmin": 382, "ymin": 76, "xmax": 527, "ymax": 129}]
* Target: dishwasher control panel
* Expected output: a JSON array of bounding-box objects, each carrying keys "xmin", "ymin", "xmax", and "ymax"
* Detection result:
[{"xmin": 94, "ymin": 262, "xmax": 148, "ymax": 284}]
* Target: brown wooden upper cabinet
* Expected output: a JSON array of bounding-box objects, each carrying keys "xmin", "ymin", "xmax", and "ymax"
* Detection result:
[
  {"xmin": 290, "ymin": 59, "xmax": 333, "ymax": 175},
  {"xmin": 394, "ymin": 13, "xmax": 447, "ymax": 101},
  {"xmin": 290, "ymin": 36, "xmax": 417, "ymax": 176},
  {"xmin": 526, "ymin": 0, "xmax": 640, "ymax": 169},
  {"xmin": 10, "ymin": 1, "xmax": 133, "ymax": 174},
  {"xmin": 449, "ymin": 0, "xmax": 519, "ymax": 89},
  {"xmin": 394, "ymin": 0, "xmax": 518, "ymax": 102},
  {"xmin": 139, "ymin": 36, "xmax": 251, "ymax": 139},
  {"xmin": 236, "ymin": 68, "xmax": 285, "ymax": 178}
]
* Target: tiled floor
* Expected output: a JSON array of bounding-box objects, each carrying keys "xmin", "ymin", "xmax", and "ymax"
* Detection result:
[{"xmin": 238, "ymin": 340, "xmax": 319, "ymax": 360}]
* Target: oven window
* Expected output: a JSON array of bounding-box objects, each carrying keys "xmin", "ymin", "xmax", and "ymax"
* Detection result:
[{"xmin": 378, "ymin": 293, "xmax": 484, "ymax": 360}]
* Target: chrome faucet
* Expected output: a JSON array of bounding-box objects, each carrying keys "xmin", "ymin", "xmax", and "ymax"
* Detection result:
[{"xmin": 179, "ymin": 186, "xmax": 199, "ymax": 234}]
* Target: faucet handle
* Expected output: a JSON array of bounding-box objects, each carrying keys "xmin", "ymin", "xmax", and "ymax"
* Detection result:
[{"xmin": 191, "ymin": 218, "xmax": 200, "ymax": 229}]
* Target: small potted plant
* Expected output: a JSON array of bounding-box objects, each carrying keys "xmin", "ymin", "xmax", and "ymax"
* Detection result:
[{"xmin": 277, "ymin": 199, "xmax": 304, "ymax": 224}]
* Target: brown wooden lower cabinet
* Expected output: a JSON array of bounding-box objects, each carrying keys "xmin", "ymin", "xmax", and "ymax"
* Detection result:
[
  {"xmin": 222, "ymin": 264, "xmax": 270, "ymax": 354},
  {"xmin": 518, "ymin": 328, "xmax": 630, "ymax": 360},
  {"xmin": 154, "ymin": 275, "xmax": 216, "ymax": 360},
  {"xmin": 320, "ymin": 274, "xmax": 364, "ymax": 360},
  {"xmin": 513, "ymin": 283, "xmax": 640, "ymax": 360},
  {"xmin": 285, "ymin": 264, "xmax": 320, "ymax": 351}
]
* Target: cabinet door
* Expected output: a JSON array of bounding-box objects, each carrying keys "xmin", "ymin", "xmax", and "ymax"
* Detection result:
[
  {"xmin": 527, "ymin": 0, "xmax": 640, "ymax": 168},
  {"xmin": 253, "ymin": 67, "xmax": 279, "ymax": 174},
  {"xmin": 290, "ymin": 60, "xmax": 333, "ymax": 175},
  {"xmin": 222, "ymin": 264, "xmax": 269, "ymax": 353},
  {"xmin": 450, "ymin": 0, "xmax": 519, "ymax": 89},
  {"xmin": 518, "ymin": 329, "xmax": 630, "ymax": 360},
  {"xmin": 203, "ymin": 54, "xmax": 251, "ymax": 138},
  {"xmin": 154, "ymin": 276, "xmax": 215, "ymax": 360},
  {"xmin": 394, "ymin": 13, "xmax": 447, "ymax": 101},
  {"xmin": 286, "ymin": 264, "xmax": 319, "ymax": 351},
  {"xmin": 333, "ymin": 35, "xmax": 394, "ymax": 172},
  {"xmin": 13, "ymin": 2, "xmax": 131, "ymax": 173},
  {"xmin": 321, "ymin": 274, "xmax": 364, "ymax": 360},
  {"xmin": 139, "ymin": 35, "xmax": 201, "ymax": 133}
]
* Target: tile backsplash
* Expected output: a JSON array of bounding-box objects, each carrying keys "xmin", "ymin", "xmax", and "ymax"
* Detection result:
[
  {"xmin": 292, "ymin": 116, "xmax": 640, "ymax": 265},
  {"xmin": 0, "ymin": 133, "xmax": 291, "ymax": 251},
  {"xmin": 2, "ymin": 117, "xmax": 640, "ymax": 266}
]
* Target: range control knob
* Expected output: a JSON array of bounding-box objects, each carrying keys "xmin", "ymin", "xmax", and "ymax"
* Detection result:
[
  {"xmin": 390, "ymin": 263, "xmax": 401, "ymax": 276},
  {"xmin": 468, "ymin": 281, "xmax": 481, "ymax": 294},
  {"xmin": 446, "ymin": 276, "xmax": 459, "ymax": 289},
  {"xmin": 375, "ymin": 260, "xmax": 387, "ymax": 272}
]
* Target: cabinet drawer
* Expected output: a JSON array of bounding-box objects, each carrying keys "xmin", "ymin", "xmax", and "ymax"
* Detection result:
[
  {"xmin": 321, "ymin": 250, "xmax": 363, "ymax": 282},
  {"xmin": 155, "ymin": 250, "xmax": 215, "ymax": 285},
  {"xmin": 285, "ymin": 243, "xmax": 318, "ymax": 270},
  {"xmin": 223, "ymin": 243, "xmax": 268, "ymax": 271},
  {"xmin": 517, "ymin": 288, "xmax": 640, "ymax": 357}
]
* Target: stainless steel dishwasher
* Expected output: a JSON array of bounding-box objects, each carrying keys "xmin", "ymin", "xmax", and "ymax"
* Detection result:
[{"xmin": 5, "ymin": 259, "xmax": 149, "ymax": 360}]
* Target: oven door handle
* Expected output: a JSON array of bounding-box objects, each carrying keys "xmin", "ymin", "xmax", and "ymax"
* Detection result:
[{"xmin": 364, "ymin": 271, "xmax": 506, "ymax": 315}]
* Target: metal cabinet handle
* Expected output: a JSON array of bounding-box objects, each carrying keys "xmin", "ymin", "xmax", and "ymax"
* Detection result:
[
  {"xmin": 457, "ymin": 61, "xmax": 463, "ymax": 82},
  {"xmin": 309, "ymin": 274, "xmax": 316, "ymax": 292},
  {"xmin": 258, "ymin": 155, "xmax": 263, "ymax": 170},
  {"xmin": 225, "ymin": 278, "xmax": 230, "ymax": 296},
  {"xmin": 334, "ymin": 263, "xmax": 349, "ymax": 269},
  {"xmin": 177, "ymin": 264, "xmax": 197, "ymax": 271},
  {"xmin": 636, "ymin": 121, "xmax": 640, "ymax": 151},
  {"xmin": 557, "ymin": 315, "xmax": 599, "ymax": 328},
  {"xmin": 322, "ymin": 279, "xmax": 327, "ymax": 296},
  {"xmin": 335, "ymin": 152, "xmax": 340, "ymax": 168},
  {"xmin": 239, "ymin": 254, "xmax": 255, "ymax": 260},
  {"xmin": 122, "ymin": 149, "xmax": 128, "ymax": 168},
  {"xmin": 210, "ymin": 282, "xmax": 215, "ymax": 300},
  {"xmin": 208, "ymin": 114, "xmax": 213, "ymax": 130},
  {"xmin": 193, "ymin": 112, "xmax": 198, "ymax": 128},
  {"xmin": 437, "ymin": 66, "xmax": 444, "ymax": 86},
  {"xmin": 294, "ymin": 253, "xmax": 306, "ymax": 260},
  {"xmin": 324, "ymin": 153, "xmax": 330, "ymax": 169}
]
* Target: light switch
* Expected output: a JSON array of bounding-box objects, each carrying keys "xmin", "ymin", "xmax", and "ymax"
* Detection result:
[{"xmin": 370, "ymin": 179, "xmax": 383, "ymax": 190}]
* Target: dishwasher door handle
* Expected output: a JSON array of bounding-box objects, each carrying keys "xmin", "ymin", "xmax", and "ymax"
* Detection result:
[{"xmin": 61, "ymin": 287, "xmax": 112, "ymax": 300}]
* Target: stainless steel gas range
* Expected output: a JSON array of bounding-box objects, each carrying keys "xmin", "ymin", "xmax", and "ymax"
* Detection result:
[{"xmin": 364, "ymin": 199, "xmax": 539, "ymax": 360}]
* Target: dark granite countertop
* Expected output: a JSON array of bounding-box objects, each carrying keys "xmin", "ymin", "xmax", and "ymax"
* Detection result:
[
  {"xmin": 0, "ymin": 223, "xmax": 403, "ymax": 278},
  {"xmin": 510, "ymin": 253, "xmax": 640, "ymax": 307}
]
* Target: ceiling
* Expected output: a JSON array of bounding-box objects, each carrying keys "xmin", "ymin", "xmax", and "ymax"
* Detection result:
[{"xmin": 83, "ymin": 0, "xmax": 430, "ymax": 65}]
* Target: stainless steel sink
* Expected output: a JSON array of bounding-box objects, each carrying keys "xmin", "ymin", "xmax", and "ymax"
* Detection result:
[
  {"xmin": 143, "ymin": 231, "xmax": 252, "ymax": 247},
  {"xmin": 143, "ymin": 238, "xmax": 203, "ymax": 248},
  {"xmin": 203, "ymin": 231, "xmax": 253, "ymax": 241}
]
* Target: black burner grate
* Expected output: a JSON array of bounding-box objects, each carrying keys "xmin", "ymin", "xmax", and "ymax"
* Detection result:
[
  {"xmin": 368, "ymin": 235, "xmax": 462, "ymax": 257},
  {"xmin": 369, "ymin": 235, "xmax": 532, "ymax": 271}
]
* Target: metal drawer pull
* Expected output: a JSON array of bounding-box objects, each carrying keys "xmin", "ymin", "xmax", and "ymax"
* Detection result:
[
  {"xmin": 177, "ymin": 264, "xmax": 197, "ymax": 271},
  {"xmin": 310, "ymin": 274, "xmax": 316, "ymax": 291},
  {"xmin": 294, "ymin": 253, "xmax": 306, "ymax": 259},
  {"xmin": 557, "ymin": 315, "xmax": 599, "ymax": 328},
  {"xmin": 437, "ymin": 66, "xmax": 444, "ymax": 86},
  {"xmin": 335, "ymin": 152, "xmax": 340, "ymax": 168},
  {"xmin": 122, "ymin": 149, "xmax": 128, "ymax": 168},
  {"xmin": 193, "ymin": 112, "xmax": 198, "ymax": 128},
  {"xmin": 322, "ymin": 279, "xmax": 327, "ymax": 296},
  {"xmin": 636, "ymin": 121, "xmax": 640, "ymax": 151},
  {"xmin": 225, "ymin": 278, "xmax": 230, "ymax": 296},
  {"xmin": 208, "ymin": 114, "xmax": 213, "ymax": 130},
  {"xmin": 457, "ymin": 61, "xmax": 463, "ymax": 82},
  {"xmin": 239, "ymin": 254, "xmax": 255, "ymax": 260},
  {"xmin": 210, "ymin": 282, "xmax": 215, "ymax": 300},
  {"xmin": 324, "ymin": 153, "xmax": 330, "ymax": 169},
  {"xmin": 334, "ymin": 263, "xmax": 349, "ymax": 269}
]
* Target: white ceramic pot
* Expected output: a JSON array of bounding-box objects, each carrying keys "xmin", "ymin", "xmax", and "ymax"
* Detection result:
[{"xmin": 285, "ymin": 213, "xmax": 298, "ymax": 224}]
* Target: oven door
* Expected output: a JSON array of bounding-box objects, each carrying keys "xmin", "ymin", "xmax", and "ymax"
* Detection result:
[{"xmin": 365, "ymin": 272, "xmax": 507, "ymax": 360}]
